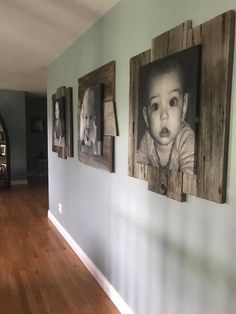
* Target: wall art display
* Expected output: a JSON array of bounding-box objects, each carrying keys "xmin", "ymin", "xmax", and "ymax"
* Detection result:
[
  {"xmin": 78, "ymin": 61, "xmax": 117, "ymax": 172},
  {"xmin": 53, "ymin": 98, "xmax": 65, "ymax": 148},
  {"xmin": 0, "ymin": 144, "xmax": 6, "ymax": 156},
  {"xmin": 31, "ymin": 117, "xmax": 46, "ymax": 134},
  {"xmin": 137, "ymin": 46, "xmax": 201, "ymax": 174},
  {"xmin": 52, "ymin": 86, "xmax": 73, "ymax": 159},
  {"xmin": 79, "ymin": 85, "xmax": 103, "ymax": 156},
  {"xmin": 128, "ymin": 11, "xmax": 235, "ymax": 203}
]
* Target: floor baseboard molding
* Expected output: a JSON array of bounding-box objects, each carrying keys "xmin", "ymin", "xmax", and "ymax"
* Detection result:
[{"xmin": 48, "ymin": 210, "xmax": 134, "ymax": 314}]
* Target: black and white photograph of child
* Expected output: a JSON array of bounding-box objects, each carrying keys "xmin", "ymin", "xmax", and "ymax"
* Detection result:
[
  {"xmin": 79, "ymin": 85, "xmax": 103, "ymax": 156},
  {"xmin": 53, "ymin": 98, "xmax": 65, "ymax": 148},
  {"xmin": 137, "ymin": 45, "xmax": 201, "ymax": 174}
]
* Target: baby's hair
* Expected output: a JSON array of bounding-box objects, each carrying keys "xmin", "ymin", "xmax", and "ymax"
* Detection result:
[
  {"xmin": 54, "ymin": 101, "xmax": 60, "ymax": 115},
  {"xmin": 144, "ymin": 59, "xmax": 186, "ymax": 102},
  {"xmin": 81, "ymin": 87, "xmax": 95, "ymax": 112},
  {"xmin": 54, "ymin": 99, "xmax": 64, "ymax": 118}
]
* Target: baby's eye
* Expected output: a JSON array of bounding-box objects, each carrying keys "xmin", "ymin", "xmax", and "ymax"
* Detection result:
[
  {"xmin": 169, "ymin": 97, "xmax": 178, "ymax": 107},
  {"xmin": 151, "ymin": 102, "xmax": 159, "ymax": 111}
]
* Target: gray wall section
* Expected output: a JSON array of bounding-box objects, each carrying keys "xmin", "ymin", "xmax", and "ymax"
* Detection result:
[
  {"xmin": 0, "ymin": 90, "xmax": 27, "ymax": 181},
  {"xmin": 26, "ymin": 94, "xmax": 47, "ymax": 175},
  {"xmin": 48, "ymin": 1, "xmax": 236, "ymax": 314}
]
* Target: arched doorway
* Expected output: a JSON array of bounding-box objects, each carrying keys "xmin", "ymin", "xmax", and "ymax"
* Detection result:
[{"xmin": 0, "ymin": 114, "xmax": 10, "ymax": 188}]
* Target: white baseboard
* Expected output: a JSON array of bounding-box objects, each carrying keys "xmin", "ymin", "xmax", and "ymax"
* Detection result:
[
  {"xmin": 11, "ymin": 179, "xmax": 28, "ymax": 186},
  {"xmin": 48, "ymin": 211, "xmax": 134, "ymax": 314}
]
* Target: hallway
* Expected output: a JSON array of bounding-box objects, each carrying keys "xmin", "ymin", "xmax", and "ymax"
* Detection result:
[{"xmin": 0, "ymin": 184, "xmax": 119, "ymax": 314}]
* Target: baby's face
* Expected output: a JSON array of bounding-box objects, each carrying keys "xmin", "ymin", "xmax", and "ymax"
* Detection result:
[
  {"xmin": 145, "ymin": 71, "xmax": 187, "ymax": 146},
  {"xmin": 55, "ymin": 101, "xmax": 60, "ymax": 119},
  {"xmin": 81, "ymin": 94, "xmax": 96, "ymax": 145}
]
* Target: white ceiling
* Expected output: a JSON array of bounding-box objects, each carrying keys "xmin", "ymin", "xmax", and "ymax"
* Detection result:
[{"xmin": 0, "ymin": 0, "xmax": 120, "ymax": 95}]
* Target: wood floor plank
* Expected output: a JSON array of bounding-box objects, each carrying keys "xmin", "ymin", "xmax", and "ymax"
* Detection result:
[{"xmin": 0, "ymin": 184, "xmax": 119, "ymax": 314}]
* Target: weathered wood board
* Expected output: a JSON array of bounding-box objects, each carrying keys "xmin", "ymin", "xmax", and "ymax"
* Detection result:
[
  {"xmin": 128, "ymin": 11, "xmax": 235, "ymax": 203},
  {"xmin": 183, "ymin": 11, "xmax": 235, "ymax": 203},
  {"xmin": 128, "ymin": 50, "xmax": 151, "ymax": 180},
  {"xmin": 148, "ymin": 166, "xmax": 168, "ymax": 195},
  {"xmin": 104, "ymin": 101, "xmax": 118, "ymax": 136},
  {"xmin": 78, "ymin": 61, "xmax": 116, "ymax": 172},
  {"xmin": 52, "ymin": 86, "xmax": 73, "ymax": 159},
  {"xmin": 65, "ymin": 87, "xmax": 73, "ymax": 157}
]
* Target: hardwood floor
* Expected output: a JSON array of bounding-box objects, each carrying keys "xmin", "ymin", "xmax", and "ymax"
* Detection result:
[{"xmin": 0, "ymin": 184, "xmax": 119, "ymax": 314}]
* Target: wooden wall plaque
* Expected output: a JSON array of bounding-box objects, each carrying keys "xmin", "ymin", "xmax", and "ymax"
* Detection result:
[
  {"xmin": 52, "ymin": 86, "xmax": 73, "ymax": 159},
  {"xmin": 128, "ymin": 11, "xmax": 235, "ymax": 203},
  {"xmin": 183, "ymin": 11, "xmax": 235, "ymax": 203},
  {"xmin": 129, "ymin": 50, "xmax": 151, "ymax": 181},
  {"xmin": 78, "ymin": 61, "xmax": 117, "ymax": 172}
]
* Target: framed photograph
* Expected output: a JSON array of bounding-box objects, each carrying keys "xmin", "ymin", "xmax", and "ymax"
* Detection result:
[
  {"xmin": 52, "ymin": 87, "xmax": 73, "ymax": 159},
  {"xmin": 31, "ymin": 117, "xmax": 45, "ymax": 134},
  {"xmin": 0, "ymin": 144, "xmax": 6, "ymax": 156},
  {"xmin": 136, "ymin": 45, "xmax": 201, "ymax": 175},
  {"xmin": 79, "ymin": 84, "xmax": 103, "ymax": 156},
  {"xmin": 78, "ymin": 61, "xmax": 116, "ymax": 172},
  {"xmin": 53, "ymin": 97, "xmax": 66, "ymax": 148}
]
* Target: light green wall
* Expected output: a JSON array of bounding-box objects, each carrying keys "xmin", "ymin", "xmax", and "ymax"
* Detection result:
[{"xmin": 48, "ymin": 1, "xmax": 236, "ymax": 313}]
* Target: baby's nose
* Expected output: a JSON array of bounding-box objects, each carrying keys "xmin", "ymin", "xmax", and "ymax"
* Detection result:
[{"xmin": 160, "ymin": 109, "xmax": 168, "ymax": 120}]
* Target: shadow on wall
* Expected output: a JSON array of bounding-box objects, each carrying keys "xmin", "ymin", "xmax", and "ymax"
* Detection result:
[{"xmin": 88, "ymin": 179, "xmax": 236, "ymax": 314}]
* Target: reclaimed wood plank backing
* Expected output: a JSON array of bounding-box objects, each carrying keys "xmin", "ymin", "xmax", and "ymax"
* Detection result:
[
  {"xmin": 167, "ymin": 170, "xmax": 186, "ymax": 202},
  {"xmin": 148, "ymin": 166, "xmax": 167, "ymax": 195},
  {"xmin": 104, "ymin": 101, "xmax": 118, "ymax": 136},
  {"xmin": 52, "ymin": 86, "xmax": 73, "ymax": 159},
  {"xmin": 128, "ymin": 50, "xmax": 151, "ymax": 180},
  {"xmin": 184, "ymin": 11, "xmax": 235, "ymax": 203},
  {"xmin": 65, "ymin": 87, "xmax": 73, "ymax": 157},
  {"xmin": 56, "ymin": 87, "xmax": 67, "ymax": 159},
  {"xmin": 51, "ymin": 87, "xmax": 66, "ymax": 159},
  {"xmin": 52, "ymin": 93, "xmax": 57, "ymax": 153},
  {"xmin": 78, "ymin": 61, "xmax": 116, "ymax": 172},
  {"xmin": 149, "ymin": 21, "xmax": 192, "ymax": 201}
]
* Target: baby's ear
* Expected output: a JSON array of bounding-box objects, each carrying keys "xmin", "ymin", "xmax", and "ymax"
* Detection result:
[
  {"xmin": 143, "ymin": 106, "xmax": 149, "ymax": 128},
  {"xmin": 182, "ymin": 93, "xmax": 189, "ymax": 122}
]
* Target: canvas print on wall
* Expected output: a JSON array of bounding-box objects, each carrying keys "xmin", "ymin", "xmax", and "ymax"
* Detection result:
[
  {"xmin": 53, "ymin": 97, "xmax": 66, "ymax": 148},
  {"xmin": 136, "ymin": 45, "xmax": 201, "ymax": 174},
  {"xmin": 79, "ymin": 85, "xmax": 103, "ymax": 156}
]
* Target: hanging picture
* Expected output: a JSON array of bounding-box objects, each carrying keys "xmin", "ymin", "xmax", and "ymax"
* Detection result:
[
  {"xmin": 0, "ymin": 144, "xmax": 6, "ymax": 156},
  {"xmin": 52, "ymin": 86, "xmax": 73, "ymax": 159},
  {"xmin": 78, "ymin": 61, "xmax": 117, "ymax": 172},
  {"xmin": 129, "ymin": 11, "xmax": 235, "ymax": 203},
  {"xmin": 53, "ymin": 97, "xmax": 66, "ymax": 148},
  {"xmin": 79, "ymin": 85, "xmax": 103, "ymax": 156},
  {"xmin": 137, "ymin": 45, "xmax": 201, "ymax": 174}
]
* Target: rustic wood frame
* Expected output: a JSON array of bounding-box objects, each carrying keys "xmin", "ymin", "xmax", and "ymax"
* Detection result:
[
  {"xmin": 78, "ymin": 61, "xmax": 116, "ymax": 172},
  {"xmin": 128, "ymin": 11, "xmax": 235, "ymax": 203},
  {"xmin": 52, "ymin": 86, "xmax": 73, "ymax": 159}
]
